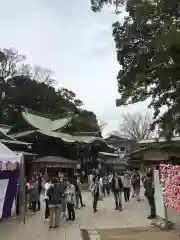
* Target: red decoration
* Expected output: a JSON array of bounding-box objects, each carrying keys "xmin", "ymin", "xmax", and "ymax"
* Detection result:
[{"xmin": 160, "ymin": 164, "xmax": 180, "ymax": 211}]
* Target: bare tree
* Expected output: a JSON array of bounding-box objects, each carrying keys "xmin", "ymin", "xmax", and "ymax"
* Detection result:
[
  {"xmin": 118, "ymin": 112, "xmax": 152, "ymax": 141},
  {"xmin": 18, "ymin": 63, "xmax": 32, "ymax": 77},
  {"xmin": 0, "ymin": 49, "xmax": 56, "ymax": 86},
  {"xmin": 0, "ymin": 48, "xmax": 26, "ymax": 80},
  {"xmin": 98, "ymin": 119, "xmax": 107, "ymax": 132},
  {"xmin": 17, "ymin": 64, "xmax": 56, "ymax": 86},
  {"xmin": 31, "ymin": 65, "xmax": 56, "ymax": 86}
]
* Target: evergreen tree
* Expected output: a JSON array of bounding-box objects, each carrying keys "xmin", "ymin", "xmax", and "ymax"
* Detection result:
[{"xmin": 92, "ymin": 0, "xmax": 180, "ymax": 134}]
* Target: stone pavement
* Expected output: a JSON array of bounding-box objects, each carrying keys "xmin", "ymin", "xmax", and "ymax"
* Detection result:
[
  {"xmin": 0, "ymin": 191, "xmax": 154, "ymax": 240},
  {"xmin": 97, "ymin": 227, "xmax": 180, "ymax": 240}
]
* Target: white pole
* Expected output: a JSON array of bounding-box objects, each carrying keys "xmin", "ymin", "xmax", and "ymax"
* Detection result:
[{"xmin": 19, "ymin": 153, "xmax": 26, "ymax": 224}]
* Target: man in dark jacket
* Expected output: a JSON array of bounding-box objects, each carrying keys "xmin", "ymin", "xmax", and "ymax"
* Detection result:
[
  {"xmin": 74, "ymin": 176, "xmax": 85, "ymax": 209},
  {"xmin": 144, "ymin": 170, "xmax": 156, "ymax": 219},
  {"xmin": 111, "ymin": 173, "xmax": 123, "ymax": 211},
  {"xmin": 47, "ymin": 178, "xmax": 62, "ymax": 228},
  {"xmin": 92, "ymin": 174, "xmax": 100, "ymax": 213}
]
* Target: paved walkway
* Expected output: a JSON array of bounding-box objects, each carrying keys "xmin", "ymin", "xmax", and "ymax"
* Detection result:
[
  {"xmin": 0, "ymin": 191, "xmax": 152, "ymax": 240},
  {"xmin": 97, "ymin": 227, "xmax": 180, "ymax": 240}
]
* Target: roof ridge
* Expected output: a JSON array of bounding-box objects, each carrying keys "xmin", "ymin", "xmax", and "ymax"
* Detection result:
[
  {"xmin": 23, "ymin": 108, "xmax": 73, "ymax": 121},
  {"xmin": 23, "ymin": 108, "xmax": 52, "ymax": 119},
  {"xmin": 71, "ymin": 131, "xmax": 99, "ymax": 136},
  {"xmin": 0, "ymin": 128, "xmax": 15, "ymax": 140},
  {"xmin": 0, "ymin": 124, "xmax": 12, "ymax": 128},
  {"xmin": 52, "ymin": 115, "xmax": 72, "ymax": 121}
]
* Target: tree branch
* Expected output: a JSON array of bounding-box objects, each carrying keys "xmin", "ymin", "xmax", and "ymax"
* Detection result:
[{"xmin": 118, "ymin": 112, "xmax": 152, "ymax": 141}]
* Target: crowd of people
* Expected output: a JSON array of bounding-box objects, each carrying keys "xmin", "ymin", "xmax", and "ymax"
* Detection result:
[
  {"xmin": 22, "ymin": 168, "xmax": 156, "ymax": 229},
  {"xmin": 89, "ymin": 168, "xmax": 155, "ymax": 219},
  {"xmin": 25, "ymin": 174, "xmax": 85, "ymax": 229},
  {"xmin": 89, "ymin": 170, "xmax": 141, "ymax": 212}
]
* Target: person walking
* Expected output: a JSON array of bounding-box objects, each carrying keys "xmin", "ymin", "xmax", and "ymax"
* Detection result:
[
  {"xmin": 123, "ymin": 171, "xmax": 131, "ymax": 202},
  {"xmin": 27, "ymin": 179, "xmax": 33, "ymax": 209},
  {"xmin": 36, "ymin": 174, "xmax": 42, "ymax": 211},
  {"xmin": 29, "ymin": 177, "xmax": 39, "ymax": 213},
  {"xmin": 143, "ymin": 169, "xmax": 156, "ymax": 219},
  {"xmin": 89, "ymin": 172, "xmax": 94, "ymax": 191},
  {"xmin": 99, "ymin": 175, "xmax": 104, "ymax": 200},
  {"xmin": 108, "ymin": 172, "xmax": 113, "ymax": 191},
  {"xmin": 47, "ymin": 178, "xmax": 62, "ymax": 229},
  {"xmin": 111, "ymin": 173, "xmax": 123, "ymax": 211},
  {"xmin": 74, "ymin": 177, "xmax": 80, "ymax": 209},
  {"xmin": 103, "ymin": 173, "xmax": 110, "ymax": 196},
  {"xmin": 77, "ymin": 176, "xmax": 85, "ymax": 207},
  {"xmin": 65, "ymin": 179, "xmax": 76, "ymax": 221},
  {"xmin": 133, "ymin": 171, "xmax": 141, "ymax": 201},
  {"xmin": 91, "ymin": 174, "xmax": 100, "ymax": 213},
  {"xmin": 59, "ymin": 177, "xmax": 67, "ymax": 219},
  {"xmin": 44, "ymin": 179, "xmax": 51, "ymax": 221},
  {"xmin": 131, "ymin": 170, "xmax": 136, "ymax": 198}
]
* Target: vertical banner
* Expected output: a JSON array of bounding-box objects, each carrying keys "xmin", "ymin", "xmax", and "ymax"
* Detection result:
[
  {"xmin": 0, "ymin": 169, "xmax": 20, "ymax": 219},
  {"xmin": 154, "ymin": 170, "xmax": 166, "ymax": 219}
]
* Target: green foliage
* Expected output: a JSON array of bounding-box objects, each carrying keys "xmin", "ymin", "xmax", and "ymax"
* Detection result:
[
  {"xmin": 91, "ymin": 0, "xmax": 124, "ymax": 12},
  {"xmin": 0, "ymin": 48, "xmax": 99, "ymax": 133},
  {"xmin": 91, "ymin": 0, "xmax": 109, "ymax": 11},
  {"xmin": 63, "ymin": 110, "xmax": 100, "ymax": 133},
  {"xmin": 75, "ymin": 110, "xmax": 100, "ymax": 132},
  {"xmin": 94, "ymin": 0, "xmax": 180, "ymax": 135},
  {"xmin": 91, "ymin": 0, "xmax": 180, "ymax": 136},
  {"xmin": 58, "ymin": 88, "xmax": 83, "ymax": 107}
]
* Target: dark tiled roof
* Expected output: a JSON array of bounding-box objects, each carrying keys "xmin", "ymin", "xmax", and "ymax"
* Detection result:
[
  {"xmin": 32, "ymin": 156, "xmax": 78, "ymax": 164},
  {"xmin": 10, "ymin": 129, "xmax": 105, "ymax": 144},
  {"xmin": 129, "ymin": 143, "xmax": 180, "ymax": 156}
]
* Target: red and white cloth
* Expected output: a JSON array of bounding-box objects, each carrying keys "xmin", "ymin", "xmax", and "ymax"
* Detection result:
[{"xmin": 160, "ymin": 164, "xmax": 180, "ymax": 211}]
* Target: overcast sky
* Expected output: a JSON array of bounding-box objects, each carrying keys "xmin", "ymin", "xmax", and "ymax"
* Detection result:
[{"xmin": 0, "ymin": 0, "xmax": 148, "ymax": 135}]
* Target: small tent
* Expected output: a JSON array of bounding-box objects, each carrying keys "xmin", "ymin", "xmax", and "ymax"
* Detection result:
[
  {"xmin": 0, "ymin": 142, "xmax": 21, "ymax": 219},
  {"xmin": 0, "ymin": 142, "xmax": 21, "ymax": 169}
]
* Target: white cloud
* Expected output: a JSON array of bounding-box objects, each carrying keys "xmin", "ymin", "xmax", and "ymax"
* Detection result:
[{"xmin": 0, "ymin": 0, "xmax": 147, "ymax": 134}]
